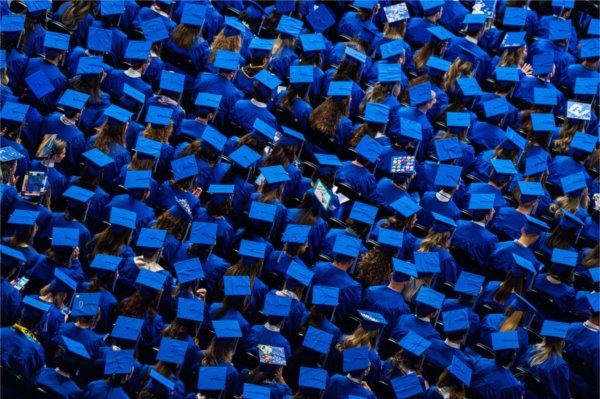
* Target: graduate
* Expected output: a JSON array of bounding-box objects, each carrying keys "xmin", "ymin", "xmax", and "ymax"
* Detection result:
[
  {"xmin": 0, "ymin": 245, "xmax": 25, "ymax": 327},
  {"xmin": 324, "ymin": 346, "xmax": 377, "ymax": 399},
  {"xmin": 391, "ymin": 286, "xmax": 444, "ymax": 342},
  {"xmin": 404, "ymin": 0, "xmax": 444, "ymax": 48},
  {"xmin": 82, "ymin": 349, "xmax": 135, "ymax": 399}
]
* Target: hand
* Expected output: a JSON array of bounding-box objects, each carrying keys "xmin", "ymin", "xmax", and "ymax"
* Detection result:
[
  {"xmin": 521, "ymin": 63, "xmax": 532, "ymax": 76},
  {"xmin": 275, "ymin": 367, "xmax": 286, "ymax": 384},
  {"xmin": 9, "ymin": 280, "xmax": 16, "ymax": 287},
  {"xmin": 196, "ymin": 288, "xmax": 207, "ymax": 301},
  {"xmin": 361, "ymin": 381, "xmax": 372, "ymax": 391},
  {"xmin": 72, "ymin": 246, "xmax": 80, "ymax": 260}
]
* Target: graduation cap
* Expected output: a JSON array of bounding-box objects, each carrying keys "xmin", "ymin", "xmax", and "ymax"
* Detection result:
[
  {"xmin": 25, "ymin": 0, "xmax": 51, "ymax": 13},
  {"xmin": 274, "ymin": 0, "xmax": 295, "ymax": 13},
  {"xmin": 108, "ymin": 207, "xmax": 137, "ymax": 232},
  {"xmin": 251, "ymin": 118, "xmax": 277, "ymax": 141},
  {"xmin": 302, "ymin": 325, "xmax": 334, "ymax": 355},
  {"xmin": 145, "ymin": 106, "xmax": 173, "ymax": 127},
  {"xmin": 136, "ymin": 268, "xmax": 167, "ymax": 293},
  {"xmin": 358, "ymin": 309, "xmax": 387, "ymax": 331},
  {"xmin": 140, "ymin": 18, "xmax": 169, "ymax": 43},
  {"xmin": 463, "ymin": 13, "xmax": 487, "ymax": 32},
  {"xmin": 391, "ymin": 373, "xmax": 424, "ymax": 399},
  {"xmin": 228, "ymin": 146, "xmax": 260, "ymax": 171},
  {"xmin": 551, "ymin": 248, "xmax": 578, "ymax": 272},
  {"xmin": 82, "ymin": 148, "xmax": 115, "ymax": 176},
  {"xmin": 344, "ymin": 46, "xmax": 367, "ymax": 64},
  {"xmin": 0, "ymin": 147, "xmax": 23, "ymax": 163},
  {"xmin": 74, "ymin": 56, "xmax": 101, "ymax": 76},
  {"xmin": 148, "ymin": 369, "xmax": 175, "ymax": 393},
  {"xmin": 243, "ymin": 383, "xmax": 271, "ymax": 399},
  {"xmin": 177, "ymin": 297, "xmax": 204, "ymax": 323},
  {"xmin": 456, "ymin": 77, "xmax": 482, "ymax": 97},
  {"xmin": 197, "ymin": 367, "xmax": 227, "ymax": 391},
  {"xmin": 501, "ymin": 128, "xmax": 527, "ymax": 152},
  {"xmin": 517, "ymin": 182, "xmax": 543, "ymax": 204},
  {"xmin": 123, "ymin": 84, "xmax": 146, "ymax": 105},
  {"xmin": 588, "ymin": 18, "xmax": 600, "ymax": 36},
  {"xmin": 1, "ymin": 14, "xmax": 26, "ymax": 32},
  {"xmin": 171, "ymin": 155, "xmax": 198, "ymax": 181},
  {"xmin": 549, "ymin": 19, "xmax": 571, "ymax": 41},
  {"xmin": 124, "ymin": 170, "xmax": 152, "ymax": 190},
  {"xmin": 88, "ymin": 27, "xmax": 113, "ymax": 53},
  {"xmin": 90, "ymin": 254, "xmax": 121, "ymax": 273},
  {"xmin": 105, "ymin": 349, "xmax": 134, "ymax": 375},
  {"xmin": 422, "ymin": 0, "xmax": 444, "ymax": 15},
  {"xmin": 156, "ymin": 337, "xmax": 187, "ymax": 365},
  {"xmin": 500, "ymin": 31, "xmax": 526, "ymax": 49},
  {"xmin": 567, "ymin": 101, "xmax": 592, "ymax": 121},
  {"xmin": 398, "ymin": 331, "xmax": 431, "ymax": 357},
  {"xmin": 200, "ymin": 126, "xmax": 226, "ymax": 153},
  {"xmin": 559, "ymin": 208, "xmax": 584, "ymax": 231},
  {"xmin": 503, "ymin": 7, "xmax": 526, "ymax": 27},
  {"xmin": 355, "ymin": 135, "xmax": 383, "ymax": 164},
  {"xmin": 574, "ymin": 77, "xmax": 598, "ymax": 96},
  {"xmin": 136, "ymin": 228, "xmax": 167, "ymax": 250},
  {"xmin": 44, "ymin": 31, "xmax": 70, "ymax": 52},
  {"xmin": 50, "ymin": 269, "xmax": 77, "ymax": 293},
  {"xmin": 104, "ymin": 104, "xmax": 133, "ymax": 125},
  {"xmin": 306, "ymin": 4, "xmax": 335, "ymax": 33},
  {"xmin": 59, "ymin": 336, "xmax": 90, "ymax": 360},
  {"xmin": 586, "ymin": 292, "xmax": 599, "ymax": 313},
  {"xmin": 100, "ymin": 0, "xmax": 124, "ymax": 15},
  {"xmin": 281, "ymin": 224, "xmax": 311, "ymax": 245},
  {"xmin": 238, "ymin": 239, "xmax": 267, "ymax": 262},
  {"xmin": 299, "ymin": 33, "xmax": 326, "ymax": 55},
  {"xmin": 448, "ymin": 356, "xmax": 472, "ymax": 387},
  {"xmin": 21, "ymin": 296, "xmax": 50, "ymax": 319},
  {"xmin": 509, "ymin": 293, "xmax": 537, "ymax": 314},
  {"xmin": 289, "ymin": 65, "xmax": 314, "ymax": 86},
  {"xmin": 260, "ymin": 165, "xmax": 290, "ymax": 189},
  {"xmin": 0, "ymin": 245, "xmax": 26, "ymax": 268},
  {"xmin": 378, "ymin": 63, "xmax": 404, "ymax": 84},
  {"xmin": 263, "ymin": 293, "xmax": 292, "ymax": 317},
  {"xmin": 390, "ymin": 196, "xmax": 421, "ymax": 219},
  {"xmin": 446, "ymin": 112, "xmax": 470, "ymax": 132},
  {"xmin": 483, "ymin": 97, "xmax": 509, "ymax": 120},
  {"xmin": 255, "ymin": 69, "xmax": 282, "ymax": 93},
  {"xmin": 377, "ymin": 228, "xmax": 403, "ymax": 251},
  {"xmin": 174, "ymin": 258, "xmax": 204, "ymax": 285},
  {"xmin": 327, "ymin": 80, "xmax": 353, "ymax": 98},
  {"xmin": 51, "ymin": 227, "xmax": 79, "ymax": 248},
  {"xmin": 392, "ymin": 258, "xmax": 418, "ymax": 282},
  {"xmin": 409, "ymin": 82, "xmax": 432, "ymax": 106},
  {"xmin": 524, "ymin": 154, "xmax": 547, "ymax": 177},
  {"xmin": 0, "ymin": 101, "xmax": 29, "ymax": 126},
  {"xmin": 189, "ymin": 221, "xmax": 218, "ymax": 246},
  {"xmin": 223, "ymin": 16, "xmax": 245, "ymax": 37},
  {"xmin": 298, "ymin": 367, "xmax": 327, "ymax": 390},
  {"xmin": 248, "ymin": 38, "xmax": 274, "ymax": 58},
  {"xmin": 258, "ymin": 344, "xmax": 287, "ymax": 374},
  {"xmin": 195, "ymin": 93, "xmax": 222, "ymax": 113},
  {"xmin": 343, "ymin": 346, "xmax": 370, "ymax": 372},
  {"xmin": 314, "ymin": 153, "xmax": 341, "ymax": 175},
  {"xmin": 214, "ymin": 50, "xmax": 240, "ymax": 71},
  {"xmin": 279, "ymin": 126, "xmax": 305, "ymax": 146},
  {"xmin": 431, "ymin": 212, "xmax": 457, "ymax": 233},
  {"xmin": 363, "ymin": 103, "xmax": 389, "ymax": 126},
  {"xmin": 70, "ymin": 292, "xmax": 100, "ymax": 317},
  {"xmin": 496, "ymin": 67, "xmax": 520, "ymax": 84},
  {"xmin": 277, "ymin": 15, "xmax": 303, "ymax": 38},
  {"xmin": 490, "ymin": 159, "xmax": 517, "ymax": 178},
  {"xmin": 349, "ymin": 201, "xmax": 378, "ymax": 225},
  {"xmin": 530, "ymin": 113, "xmax": 556, "ymax": 133},
  {"xmin": 415, "ymin": 286, "xmax": 445, "ymax": 312},
  {"xmin": 533, "ymin": 88, "xmax": 557, "ymax": 107},
  {"xmin": 434, "ymin": 164, "xmax": 462, "ymax": 188},
  {"xmin": 521, "ymin": 215, "xmax": 549, "ymax": 235},
  {"xmin": 332, "ymin": 234, "xmax": 361, "ymax": 260},
  {"xmin": 124, "ymin": 40, "xmax": 152, "ymax": 62},
  {"xmin": 7, "ymin": 209, "xmax": 39, "ymax": 226},
  {"xmin": 414, "ymin": 252, "xmax": 440, "ymax": 275},
  {"xmin": 159, "ymin": 70, "xmax": 185, "ymax": 94},
  {"xmin": 492, "ymin": 331, "xmax": 519, "ymax": 351},
  {"xmin": 285, "ymin": 261, "xmax": 313, "ymax": 288},
  {"xmin": 384, "ymin": 3, "xmax": 410, "ymax": 24},
  {"xmin": 427, "ymin": 25, "xmax": 454, "ymax": 43},
  {"xmin": 58, "ymin": 89, "xmax": 90, "ymax": 112},
  {"xmin": 434, "ymin": 138, "xmax": 463, "ymax": 162},
  {"xmin": 354, "ymin": 0, "xmax": 376, "ymax": 9},
  {"xmin": 248, "ymin": 201, "xmax": 276, "ymax": 224},
  {"xmin": 380, "ymin": 39, "xmax": 406, "ymax": 61},
  {"xmin": 560, "ymin": 172, "xmax": 587, "ymax": 196},
  {"xmin": 442, "ymin": 308, "xmax": 469, "ymax": 332},
  {"xmin": 181, "ymin": 3, "xmax": 206, "ymax": 27},
  {"xmin": 540, "ymin": 320, "xmax": 569, "ymax": 344},
  {"xmin": 213, "ymin": 319, "xmax": 243, "ymax": 340},
  {"xmin": 207, "ymin": 184, "xmax": 234, "ymax": 205},
  {"xmin": 311, "ymin": 285, "xmax": 339, "ymax": 307},
  {"xmin": 454, "ymin": 271, "xmax": 485, "ymax": 297},
  {"xmin": 532, "ymin": 53, "xmax": 554, "ymax": 76},
  {"xmin": 570, "ymin": 132, "xmax": 597, "ymax": 154}
]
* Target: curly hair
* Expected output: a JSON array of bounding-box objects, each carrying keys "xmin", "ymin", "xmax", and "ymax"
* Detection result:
[
  {"xmin": 446, "ymin": 59, "xmax": 473, "ymax": 92},
  {"xmin": 553, "ymin": 119, "xmax": 584, "ymax": 154},
  {"xmin": 357, "ymin": 247, "xmax": 394, "ymax": 287},
  {"xmin": 549, "ymin": 191, "xmax": 589, "ymax": 216},
  {"xmin": 209, "ymin": 31, "xmax": 242, "ymax": 63}
]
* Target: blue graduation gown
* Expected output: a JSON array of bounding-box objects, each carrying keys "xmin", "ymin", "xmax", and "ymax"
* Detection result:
[
  {"xmin": 391, "ymin": 314, "xmax": 441, "ymax": 342},
  {"xmin": 442, "ymin": 298, "xmax": 480, "ymax": 340},
  {"xmin": 26, "ymin": 256, "xmax": 85, "ymax": 288},
  {"xmin": 41, "ymin": 113, "xmax": 86, "ymax": 176},
  {"xmin": 286, "ymin": 208, "xmax": 329, "ymax": 263},
  {"xmin": 524, "ymin": 346, "xmax": 571, "ymax": 399},
  {"xmin": 452, "ymin": 220, "xmax": 498, "ymax": 266},
  {"xmin": 337, "ymin": 11, "xmax": 377, "ymax": 38},
  {"xmin": 444, "ymin": 38, "xmax": 492, "ymax": 83},
  {"xmin": 558, "ymin": 63, "xmax": 600, "ymax": 97},
  {"xmin": 5, "ymin": 48, "xmax": 29, "ymax": 92},
  {"xmin": 336, "ymin": 161, "xmax": 385, "ymax": 206},
  {"xmin": 195, "ymin": 356, "xmax": 241, "ymax": 397},
  {"xmin": 0, "ymin": 278, "xmax": 21, "ymax": 327},
  {"xmin": 21, "ymin": 24, "xmax": 45, "ymax": 57},
  {"xmin": 0, "ymin": 325, "xmax": 45, "ymax": 381},
  {"xmin": 512, "ymin": 77, "xmax": 566, "ymax": 116},
  {"xmin": 417, "ymin": 191, "xmax": 461, "ymax": 231},
  {"xmin": 36, "ymin": 212, "xmax": 92, "ymax": 253},
  {"xmin": 468, "ymin": 121, "xmax": 506, "ymax": 151},
  {"xmin": 489, "ymin": 208, "xmax": 529, "ymax": 241},
  {"xmin": 54, "ymin": 322, "xmax": 106, "ymax": 359},
  {"xmin": 360, "ymin": 285, "xmax": 410, "ymax": 339},
  {"xmin": 273, "ymin": 91, "xmax": 313, "ymax": 132},
  {"xmin": 404, "ymin": 17, "xmax": 436, "ymax": 48},
  {"xmin": 375, "ymin": 178, "xmax": 413, "ymax": 209},
  {"xmin": 83, "ymin": 380, "xmax": 130, "ymax": 399},
  {"xmin": 208, "ymin": 303, "xmax": 250, "ymax": 337},
  {"xmin": 23, "ymin": 58, "xmax": 67, "ymax": 112},
  {"xmin": 548, "ymin": 156, "xmax": 592, "ymax": 190},
  {"xmin": 424, "ymin": 339, "xmax": 474, "ymax": 370},
  {"xmin": 37, "ymin": 299, "xmax": 65, "ymax": 347},
  {"xmin": 101, "ymin": 69, "xmax": 153, "ymax": 106},
  {"xmin": 153, "ymin": 181, "xmax": 201, "ymax": 216},
  {"xmin": 477, "ymin": 281, "xmax": 514, "ymax": 315},
  {"xmin": 565, "ymin": 321, "xmax": 599, "ymax": 399},
  {"xmin": 324, "ymin": 374, "xmax": 377, "ymax": 399},
  {"xmin": 175, "ymin": 245, "xmax": 229, "ymax": 293},
  {"xmin": 476, "ymin": 313, "xmax": 529, "ymax": 363},
  {"xmin": 192, "ymin": 72, "xmax": 244, "ymax": 127},
  {"xmin": 163, "ymin": 38, "xmax": 210, "ymax": 90},
  {"xmin": 239, "ymin": 324, "xmax": 292, "ymax": 359},
  {"xmin": 35, "ymin": 368, "xmax": 82, "ymax": 399},
  {"xmin": 106, "ymin": 194, "xmax": 155, "ymax": 233},
  {"xmin": 195, "ymin": 208, "xmax": 235, "ymax": 259},
  {"xmin": 471, "ymin": 358, "xmax": 524, "ymax": 399},
  {"xmin": 311, "ymin": 261, "xmax": 362, "ymax": 323},
  {"xmin": 531, "ymin": 274, "xmax": 576, "ymax": 320},
  {"xmin": 270, "ymin": 46, "xmax": 298, "ymax": 81},
  {"xmin": 487, "ymin": 240, "xmax": 540, "ymax": 276},
  {"xmin": 461, "ymin": 183, "xmax": 508, "ymax": 212},
  {"xmin": 390, "ymin": 107, "xmax": 434, "ymax": 161},
  {"xmin": 231, "ymin": 100, "xmax": 278, "ymax": 133},
  {"xmin": 0, "ymin": 136, "xmax": 30, "ymax": 178}
]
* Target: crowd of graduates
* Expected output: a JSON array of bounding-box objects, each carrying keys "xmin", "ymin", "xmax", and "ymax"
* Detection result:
[{"xmin": 0, "ymin": 0, "xmax": 599, "ymax": 398}]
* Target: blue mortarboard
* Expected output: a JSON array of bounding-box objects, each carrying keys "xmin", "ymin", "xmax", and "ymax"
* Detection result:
[
  {"xmin": 50, "ymin": 269, "xmax": 77, "ymax": 293},
  {"xmin": 416, "ymin": 286, "xmax": 445, "ymax": 310},
  {"xmin": 249, "ymin": 201, "xmax": 276, "ymax": 223},
  {"xmin": 286, "ymin": 261, "xmax": 313, "ymax": 287},
  {"xmin": 384, "ymin": 3, "xmax": 410, "ymax": 24},
  {"xmin": 177, "ymin": 297, "xmax": 204, "ymax": 323},
  {"xmin": 446, "ymin": 112, "xmax": 470, "ymax": 130},
  {"xmin": 280, "ymin": 126, "xmax": 305, "ymax": 146},
  {"xmin": 171, "ymin": 155, "xmax": 198, "ymax": 181},
  {"xmin": 454, "ymin": 271, "xmax": 485, "ymax": 296},
  {"xmin": 110, "ymin": 206, "xmax": 137, "ymax": 230},
  {"xmin": 380, "ymin": 39, "xmax": 405, "ymax": 60},
  {"xmin": 549, "ymin": 19, "xmax": 571, "ymax": 41},
  {"xmin": 524, "ymin": 154, "xmax": 547, "ymax": 176},
  {"xmin": 25, "ymin": 0, "xmax": 51, "ymax": 13},
  {"xmin": 223, "ymin": 276, "xmax": 252, "ymax": 296},
  {"xmin": 229, "ymin": 145, "xmax": 260, "ymax": 169},
  {"xmin": 189, "ymin": 222, "xmax": 218, "ymax": 246},
  {"xmin": 249, "ymin": 38, "xmax": 274, "ymax": 56},
  {"xmin": 358, "ymin": 309, "xmax": 388, "ymax": 331},
  {"xmin": 200, "ymin": 126, "xmax": 226, "ymax": 153},
  {"xmin": 145, "ymin": 106, "xmax": 173, "ymax": 126},
  {"xmin": 123, "ymin": 84, "xmax": 145, "ymax": 105},
  {"xmin": 81, "ymin": 149, "xmax": 114, "ymax": 175},
  {"xmin": 551, "ymin": 248, "xmax": 578, "ymax": 268},
  {"xmin": 496, "ymin": 66, "xmax": 520, "ymax": 82},
  {"xmin": 540, "ymin": 320, "xmax": 569, "ymax": 343},
  {"xmin": 51, "ymin": 227, "xmax": 78, "ymax": 247},
  {"xmin": 443, "ymin": 308, "xmax": 469, "ymax": 332},
  {"xmin": 312, "ymin": 286, "xmax": 339, "ymax": 306},
  {"xmin": 580, "ymin": 38, "xmax": 599, "ymax": 59},
  {"xmin": 105, "ymin": 349, "xmax": 134, "ymax": 375},
  {"xmin": 60, "ymin": 336, "xmax": 90, "ymax": 360},
  {"xmin": 390, "ymin": 196, "xmax": 422, "ymax": 218},
  {"xmin": 1, "ymin": 14, "xmax": 26, "ymax": 32},
  {"xmin": 409, "ymin": 82, "xmax": 432, "ymax": 106},
  {"xmin": 255, "ymin": 69, "xmax": 282, "ymax": 91},
  {"xmin": 435, "ymin": 137, "xmax": 463, "ymax": 162},
  {"xmin": 431, "ymin": 212, "xmax": 458, "ymax": 233},
  {"xmin": 378, "ymin": 63, "xmax": 404, "ymax": 84},
  {"xmin": 171, "ymin": 198, "xmax": 194, "ymax": 221},
  {"xmin": 140, "ymin": 18, "xmax": 169, "ymax": 43},
  {"xmin": 260, "ymin": 165, "xmax": 290, "ymax": 186},
  {"xmin": 238, "ymin": 239, "xmax": 267, "ymax": 260},
  {"xmin": 136, "ymin": 228, "xmax": 167, "ymax": 250},
  {"xmin": 332, "ymin": 234, "xmax": 361, "ymax": 258},
  {"xmin": 567, "ymin": 101, "xmax": 592, "ymax": 121},
  {"xmin": 483, "ymin": 97, "xmax": 509, "ymax": 119},
  {"xmin": 378, "ymin": 228, "xmax": 403, "ymax": 249},
  {"xmin": 491, "ymin": 159, "xmax": 517, "ymax": 176},
  {"xmin": 22, "ymin": 295, "xmax": 50, "ymax": 314},
  {"xmin": 589, "ymin": 268, "xmax": 600, "ymax": 284},
  {"xmin": 350, "ymin": 201, "xmax": 378, "ymax": 225},
  {"xmin": 427, "ymin": 25, "xmax": 454, "ymax": 42},
  {"xmin": 111, "ymin": 316, "xmax": 144, "ymax": 341},
  {"xmin": 252, "ymin": 118, "xmax": 277, "ymax": 141},
  {"xmin": 492, "ymin": 331, "xmax": 520, "ymax": 350},
  {"xmin": 124, "ymin": 40, "xmax": 151, "ymax": 61},
  {"xmin": 243, "ymin": 383, "xmax": 270, "ymax": 399},
  {"xmin": 71, "ymin": 292, "xmax": 100, "ymax": 317},
  {"xmin": 344, "ymin": 46, "xmax": 367, "ymax": 64},
  {"xmin": 552, "ymin": 0, "xmax": 575, "ymax": 8},
  {"xmin": 174, "ymin": 258, "xmax": 204, "ymax": 284},
  {"xmin": 463, "ymin": 13, "xmax": 487, "ymax": 31},
  {"xmin": 157, "ymin": 338, "xmax": 187, "ymax": 364},
  {"xmin": 457, "ymin": 77, "xmax": 482, "ymax": 97},
  {"xmin": 195, "ymin": 93, "xmax": 222, "ymax": 111},
  {"xmin": 181, "ymin": 3, "xmax": 206, "ymax": 27},
  {"xmin": 160, "ymin": 70, "xmax": 185, "ymax": 94},
  {"xmin": 355, "ymin": 135, "xmax": 383, "ymax": 163},
  {"xmin": 299, "ymin": 367, "xmax": 327, "ymax": 390},
  {"xmin": 58, "ymin": 89, "xmax": 90, "ymax": 111},
  {"xmin": 306, "ymin": 4, "xmax": 335, "ymax": 33},
  {"xmin": 399, "ymin": 331, "xmax": 431, "ymax": 357},
  {"xmin": 509, "ymin": 293, "xmax": 537, "ymax": 314},
  {"xmin": 302, "ymin": 326, "xmax": 333, "ymax": 354},
  {"xmin": 354, "ymin": 0, "xmax": 376, "ymax": 9},
  {"xmin": 207, "ymin": 184, "xmax": 234, "ymax": 205},
  {"xmin": 263, "ymin": 294, "xmax": 292, "ymax": 316},
  {"xmin": 289, "ymin": 65, "xmax": 314, "ymax": 85},
  {"xmin": 197, "ymin": 367, "xmax": 226, "ymax": 391},
  {"xmin": 434, "ymin": 164, "xmax": 462, "ymax": 188},
  {"xmin": 532, "ymin": 53, "xmax": 554, "ymax": 76},
  {"xmin": 392, "ymin": 258, "xmax": 418, "ymax": 282},
  {"xmin": 282, "ymin": 224, "xmax": 311, "ymax": 244},
  {"xmin": 100, "ymin": 0, "xmax": 124, "ymax": 15},
  {"xmin": 87, "ymin": 27, "xmax": 112, "ymax": 53},
  {"xmin": 570, "ymin": 132, "xmax": 597, "ymax": 154},
  {"xmin": 90, "ymin": 254, "xmax": 121, "ymax": 273},
  {"xmin": 534, "ymin": 88, "xmax": 557, "ymax": 106},
  {"xmin": 422, "ymin": 0, "xmax": 444, "ymax": 15},
  {"xmin": 414, "ymin": 252, "xmax": 440, "ymax": 274},
  {"xmin": 364, "ymin": 103, "xmax": 390, "ymax": 124},
  {"xmin": 469, "ymin": 193, "xmax": 495, "ymax": 215},
  {"xmin": 7, "ymin": 209, "xmax": 39, "ymax": 226},
  {"xmin": 560, "ymin": 172, "xmax": 587, "ymax": 196},
  {"xmin": 518, "ymin": 182, "xmax": 544, "ymax": 203},
  {"xmin": 315, "ymin": 153, "xmax": 342, "ymax": 174},
  {"xmin": 503, "ymin": 7, "xmax": 526, "ymax": 27},
  {"xmin": 523, "ymin": 215, "xmax": 549, "ymax": 235},
  {"xmin": 501, "ymin": 128, "xmax": 527, "ymax": 151},
  {"xmin": 0, "ymin": 245, "xmax": 26, "ymax": 268},
  {"xmin": 587, "ymin": 293, "xmax": 600, "ymax": 312},
  {"xmin": 223, "ymin": 17, "xmax": 245, "ymax": 37},
  {"xmin": 136, "ymin": 268, "xmax": 167, "ymax": 291},
  {"xmin": 391, "ymin": 373, "xmax": 424, "ymax": 399},
  {"xmin": 104, "ymin": 104, "xmax": 133, "ymax": 124},
  {"xmin": 574, "ymin": 77, "xmax": 598, "ymax": 96},
  {"xmin": 1, "ymin": 102, "xmax": 29, "ymax": 124},
  {"xmin": 44, "ymin": 31, "xmax": 70, "ymax": 51},
  {"xmin": 299, "ymin": 33, "xmax": 325, "ymax": 54},
  {"xmin": 149, "ymin": 369, "xmax": 175, "ymax": 392},
  {"xmin": 343, "ymin": 346, "xmax": 370, "ymax": 372},
  {"xmin": 588, "ymin": 18, "xmax": 599, "ymax": 36},
  {"xmin": 448, "ymin": 356, "xmax": 472, "ymax": 387},
  {"xmin": 0, "ymin": 147, "xmax": 22, "ymax": 163},
  {"xmin": 531, "ymin": 113, "xmax": 556, "ymax": 132},
  {"xmin": 500, "ymin": 31, "xmax": 526, "ymax": 49},
  {"xmin": 275, "ymin": 0, "xmax": 294, "ymax": 13},
  {"xmin": 277, "ymin": 15, "xmax": 303, "ymax": 38},
  {"xmin": 560, "ymin": 208, "xmax": 584, "ymax": 231},
  {"xmin": 213, "ymin": 320, "xmax": 242, "ymax": 339},
  {"xmin": 124, "ymin": 170, "xmax": 151, "ymax": 189},
  {"xmin": 327, "ymin": 81, "xmax": 353, "ymax": 97}
]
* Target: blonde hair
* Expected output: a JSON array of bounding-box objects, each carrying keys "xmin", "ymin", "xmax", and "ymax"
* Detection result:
[
  {"xmin": 446, "ymin": 59, "xmax": 473, "ymax": 91},
  {"xmin": 94, "ymin": 123, "xmax": 126, "ymax": 153},
  {"xmin": 383, "ymin": 22, "xmax": 406, "ymax": 39},
  {"xmin": 209, "ymin": 31, "xmax": 242, "ymax": 63},
  {"xmin": 548, "ymin": 191, "xmax": 589, "ymax": 216},
  {"xmin": 143, "ymin": 121, "xmax": 174, "ymax": 144},
  {"xmin": 553, "ymin": 120, "xmax": 585, "ymax": 154},
  {"xmin": 202, "ymin": 338, "xmax": 235, "ymax": 365},
  {"xmin": 528, "ymin": 340, "xmax": 563, "ymax": 367},
  {"xmin": 499, "ymin": 307, "xmax": 525, "ymax": 332},
  {"xmin": 418, "ymin": 231, "xmax": 451, "ymax": 252},
  {"xmin": 498, "ymin": 47, "xmax": 527, "ymax": 68},
  {"xmin": 403, "ymin": 276, "xmax": 431, "ymax": 304},
  {"xmin": 336, "ymin": 325, "xmax": 379, "ymax": 351},
  {"xmin": 273, "ymin": 36, "xmax": 295, "ymax": 56},
  {"xmin": 61, "ymin": 0, "xmax": 95, "ymax": 29},
  {"xmin": 582, "ymin": 245, "xmax": 599, "ymax": 269}
]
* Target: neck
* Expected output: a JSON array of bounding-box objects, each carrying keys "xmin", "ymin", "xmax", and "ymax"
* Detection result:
[
  {"xmin": 352, "ymin": 160, "xmax": 365, "ymax": 167},
  {"xmin": 75, "ymin": 321, "xmax": 91, "ymax": 329},
  {"xmin": 546, "ymin": 274, "xmax": 561, "ymax": 284},
  {"xmin": 45, "ymin": 57, "xmax": 60, "ymax": 66},
  {"xmin": 488, "ymin": 180, "xmax": 502, "ymax": 189},
  {"xmin": 333, "ymin": 261, "xmax": 351, "ymax": 271},
  {"xmin": 516, "ymin": 234, "xmax": 536, "ymax": 247},
  {"xmin": 388, "ymin": 281, "xmax": 406, "ymax": 292},
  {"xmin": 516, "ymin": 205, "xmax": 532, "ymax": 215}
]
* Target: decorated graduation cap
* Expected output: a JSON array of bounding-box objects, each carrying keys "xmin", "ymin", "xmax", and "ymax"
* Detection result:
[
  {"xmin": 299, "ymin": 367, "xmax": 327, "ymax": 391},
  {"xmin": 0, "ymin": 245, "xmax": 26, "ymax": 269},
  {"xmin": 442, "ymin": 308, "xmax": 469, "ymax": 332},
  {"xmin": 189, "ymin": 221, "xmax": 218, "ymax": 247},
  {"xmin": 409, "ymin": 82, "xmax": 432, "ymax": 106},
  {"xmin": 306, "ymin": 4, "xmax": 335, "ymax": 33},
  {"xmin": 431, "ymin": 212, "xmax": 457, "ymax": 233},
  {"xmin": 207, "ymin": 184, "xmax": 234, "ymax": 205},
  {"xmin": 238, "ymin": 239, "xmax": 267, "ymax": 264},
  {"xmin": 157, "ymin": 337, "xmax": 187, "ymax": 365},
  {"xmin": 285, "ymin": 261, "xmax": 313, "ymax": 287},
  {"xmin": 332, "ymin": 234, "xmax": 361, "ymax": 261},
  {"xmin": 105, "ymin": 349, "xmax": 134, "ymax": 375},
  {"xmin": 49, "ymin": 269, "xmax": 77, "ymax": 293},
  {"xmin": 214, "ymin": 50, "xmax": 240, "ymax": 71},
  {"xmin": 390, "ymin": 196, "xmax": 422, "ymax": 219},
  {"xmin": 523, "ymin": 215, "xmax": 550, "ymax": 235},
  {"xmin": 251, "ymin": 118, "xmax": 277, "ymax": 141},
  {"xmin": 21, "ymin": 295, "xmax": 51, "ymax": 320},
  {"xmin": 82, "ymin": 148, "xmax": 115, "ymax": 177},
  {"xmin": 358, "ymin": 309, "xmax": 387, "ymax": 331},
  {"xmin": 111, "ymin": 315, "xmax": 144, "ymax": 342},
  {"xmin": 70, "ymin": 292, "xmax": 100, "ymax": 318},
  {"xmin": 169, "ymin": 197, "xmax": 195, "ymax": 221},
  {"xmin": 260, "ymin": 165, "xmax": 290, "ymax": 190},
  {"xmin": 343, "ymin": 346, "xmax": 370, "ymax": 373},
  {"xmin": 550, "ymin": 248, "xmax": 578, "ymax": 274},
  {"xmin": 454, "ymin": 271, "xmax": 485, "ymax": 297},
  {"xmin": 518, "ymin": 181, "xmax": 544, "ymax": 204},
  {"xmin": 559, "ymin": 208, "xmax": 584, "ymax": 231},
  {"xmin": 384, "ymin": 3, "xmax": 410, "ymax": 25},
  {"xmin": 51, "ymin": 227, "xmax": 79, "ymax": 248},
  {"xmin": 567, "ymin": 101, "xmax": 592, "ymax": 122},
  {"xmin": 311, "ymin": 285, "xmax": 339, "ymax": 307},
  {"xmin": 277, "ymin": 15, "xmax": 303, "ymax": 38},
  {"xmin": 434, "ymin": 164, "xmax": 462, "ymax": 189},
  {"xmin": 197, "ymin": 366, "xmax": 227, "ymax": 392},
  {"xmin": 560, "ymin": 172, "xmax": 587, "ymax": 196},
  {"xmin": 355, "ymin": 135, "xmax": 383, "ymax": 164},
  {"xmin": 391, "ymin": 373, "xmax": 424, "ymax": 398}
]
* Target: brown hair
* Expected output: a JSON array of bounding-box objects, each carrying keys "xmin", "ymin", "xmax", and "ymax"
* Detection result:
[
  {"xmin": 446, "ymin": 59, "xmax": 473, "ymax": 91},
  {"xmin": 88, "ymin": 227, "xmax": 131, "ymax": 258},
  {"xmin": 336, "ymin": 325, "xmax": 379, "ymax": 351},
  {"xmin": 143, "ymin": 122, "xmax": 174, "ymax": 144},
  {"xmin": 94, "ymin": 123, "xmax": 127, "ymax": 153},
  {"xmin": 493, "ymin": 272, "xmax": 524, "ymax": 305},
  {"xmin": 499, "ymin": 307, "xmax": 525, "ymax": 332},
  {"xmin": 383, "ymin": 22, "xmax": 406, "ymax": 39},
  {"xmin": 171, "ymin": 23, "xmax": 201, "ymax": 51},
  {"xmin": 357, "ymin": 247, "xmax": 394, "ymax": 287},
  {"xmin": 263, "ymin": 144, "xmax": 297, "ymax": 168},
  {"xmin": 418, "ymin": 231, "xmax": 451, "ymax": 252},
  {"xmin": 209, "ymin": 31, "xmax": 242, "ymax": 63},
  {"xmin": 498, "ymin": 46, "xmax": 527, "ymax": 68},
  {"xmin": 309, "ymin": 97, "xmax": 349, "ymax": 138},
  {"xmin": 202, "ymin": 338, "xmax": 235, "ymax": 365},
  {"xmin": 582, "ymin": 245, "xmax": 599, "ymax": 269},
  {"xmin": 61, "ymin": 0, "xmax": 95, "ymax": 29},
  {"xmin": 154, "ymin": 211, "xmax": 188, "ymax": 241},
  {"xmin": 414, "ymin": 41, "xmax": 444, "ymax": 71},
  {"xmin": 118, "ymin": 291, "xmax": 158, "ymax": 321},
  {"xmin": 553, "ymin": 120, "xmax": 585, "ymax": 154}
]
